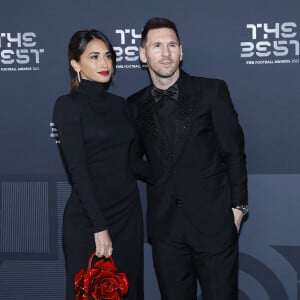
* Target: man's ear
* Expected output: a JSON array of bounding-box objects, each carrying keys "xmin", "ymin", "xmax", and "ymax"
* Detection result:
[
  {"xmin": 179, "ymin": 44, "xmax": 183, "ymax": 62},
  {"xmin": 139, "ymin": 47, "xmax": 147, "ymax": 64}
]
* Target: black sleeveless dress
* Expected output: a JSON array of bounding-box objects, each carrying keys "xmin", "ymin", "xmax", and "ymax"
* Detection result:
[{"xmin": 53, "ymin": 79, "xmax": 143, "ymax": 300}]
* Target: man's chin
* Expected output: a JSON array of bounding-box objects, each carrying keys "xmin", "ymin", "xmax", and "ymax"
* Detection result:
[{"xmin": 154, "ymin": 69, "xmax": 178, "ymax": 79}]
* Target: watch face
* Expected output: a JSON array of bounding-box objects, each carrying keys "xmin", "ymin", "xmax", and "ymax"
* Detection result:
[{"xmin": 241, "ymin": 205, "xmax": 249, "ymax": 215}]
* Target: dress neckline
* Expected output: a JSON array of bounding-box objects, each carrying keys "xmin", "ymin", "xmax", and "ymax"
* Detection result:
[{"xmin": 78, "ymin": 79, "xmax": 108, "ymax": 101}]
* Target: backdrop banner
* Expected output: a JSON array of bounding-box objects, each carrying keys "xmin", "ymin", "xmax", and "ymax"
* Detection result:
[{"xmin": 0, "ymin": 1, "xmax": 299, "ymax": 299}]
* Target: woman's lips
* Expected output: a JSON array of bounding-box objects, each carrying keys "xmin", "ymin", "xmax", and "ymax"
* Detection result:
[{"xmin": 98, "ymin": 70, "xmax": 110, "ymax": 76}]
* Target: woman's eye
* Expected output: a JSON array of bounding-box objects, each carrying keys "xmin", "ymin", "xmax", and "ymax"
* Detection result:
[{"xmin": 91, "ymin": 55, "xmax": 98, "ymax": 60}]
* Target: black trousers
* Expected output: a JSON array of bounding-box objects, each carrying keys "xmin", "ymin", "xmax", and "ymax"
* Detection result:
[{"xmin": 151, "ymin": 207, "xmax": 239, "ymax": 300}]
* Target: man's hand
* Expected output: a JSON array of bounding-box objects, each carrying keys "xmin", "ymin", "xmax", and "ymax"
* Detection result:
[{"xmin": 231, "ymin": 208, "xmax": 244, "ymax": 233}]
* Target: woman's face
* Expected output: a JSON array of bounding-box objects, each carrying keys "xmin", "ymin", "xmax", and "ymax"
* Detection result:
[{"xmin": 72, "ymin": 38, "xmax": 113, "ymax": 83}]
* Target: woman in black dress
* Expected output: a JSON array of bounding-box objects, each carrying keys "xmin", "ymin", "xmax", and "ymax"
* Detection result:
[{"xmin": 53, "ymin": 30, "xmax": 143, "ymax": 300}]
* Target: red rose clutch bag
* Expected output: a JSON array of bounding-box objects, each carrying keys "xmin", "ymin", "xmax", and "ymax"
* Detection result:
[{"xmin": 74, "ymin": 251, "xmax": 129, "ymax": 300}]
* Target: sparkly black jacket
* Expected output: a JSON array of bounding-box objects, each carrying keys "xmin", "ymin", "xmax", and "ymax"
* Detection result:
[{"xmin": 127, "ymin": 70, "xmax": 248, "ymax": 241}]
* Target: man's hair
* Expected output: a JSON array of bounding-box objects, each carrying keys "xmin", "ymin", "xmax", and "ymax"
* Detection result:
[{"xmin": 141, "ymin": 17, "xmax": 180, "ymax": 47}]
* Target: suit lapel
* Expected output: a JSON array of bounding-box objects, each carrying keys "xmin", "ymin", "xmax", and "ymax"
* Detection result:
[{"xmin": 173, "ymin": 73, "xmax": 199, "ymax": 163}]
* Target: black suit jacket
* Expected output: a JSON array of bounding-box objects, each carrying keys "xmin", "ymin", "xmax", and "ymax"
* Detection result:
[{"xmin": 127, "ymin": 71, "xmax": 247, "ymax": 241}]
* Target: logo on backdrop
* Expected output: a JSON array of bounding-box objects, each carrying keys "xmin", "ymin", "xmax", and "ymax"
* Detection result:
[
  {"xmin": 49, "ymin": 122, "xmax": 60, "ymax": 144},
  {"xmin": 240, "ymin": 22, "xmax": 300, "ymax": 65},
  {"xmin": 0, "ymin": 32, "xmax": 45, "ymax": 72},
  {"xmin": 113, "ymin": 28, "xmax": 144, "ymax": 70}
]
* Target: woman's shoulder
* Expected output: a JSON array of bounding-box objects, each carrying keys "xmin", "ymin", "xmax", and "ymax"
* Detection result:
[
  {"xmin": 55, "ymin": 92, "xmax": 82, "ymax": 105},
  {"xmin": 53, "ymin": 93, "xmax": 87, "ymax": 120},
  {"xmin": 55, "ymin": 92, "xmax": 87, "ymax": 109}
]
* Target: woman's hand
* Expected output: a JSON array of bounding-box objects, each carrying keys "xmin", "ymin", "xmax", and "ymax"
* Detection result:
[{"xmin": 94, "ymin": 229, "xmax": 113, "ymax": 258}]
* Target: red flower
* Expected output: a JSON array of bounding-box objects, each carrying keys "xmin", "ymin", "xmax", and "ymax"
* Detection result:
[
  {"xmin": 90, "ymin": 270, "xmax": 129, "ymax": 300},
  {"xmin": 74, "ymin": 254, "xmax": 129, "ymax": 300}
]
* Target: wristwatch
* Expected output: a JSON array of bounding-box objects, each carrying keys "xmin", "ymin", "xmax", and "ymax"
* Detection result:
[{"xmin": 233, "ymin": 204, "xmax": 249, "ymax": 216}]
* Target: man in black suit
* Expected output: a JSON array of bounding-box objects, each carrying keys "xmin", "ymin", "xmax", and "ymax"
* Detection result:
[{"xmin": 127, "ymin": 17, "xmax": 248, "ymax": 300}]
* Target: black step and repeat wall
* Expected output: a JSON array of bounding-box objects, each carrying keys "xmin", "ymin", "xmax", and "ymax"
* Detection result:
[{"xmin": 0, "ymin": 0, "xmax": 299, "ymax": 299}]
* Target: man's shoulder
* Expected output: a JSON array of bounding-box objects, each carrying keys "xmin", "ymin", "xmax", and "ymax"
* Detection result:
[
  {"xmin": 183, "ymin": 71, "xmax": 223, "ymax": 87},
  {"xmin": 127, "ymin": 86, "xmax": 150, "ymax": 104},
  {"xmin": 180, "ymin": 72, "xmax": 228, "ymax": 96}
]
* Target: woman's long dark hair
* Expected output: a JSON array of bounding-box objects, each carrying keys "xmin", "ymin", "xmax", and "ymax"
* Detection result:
[{"xmin": 68, "ymin": 29, "xmax": 116, "ymax": 93}]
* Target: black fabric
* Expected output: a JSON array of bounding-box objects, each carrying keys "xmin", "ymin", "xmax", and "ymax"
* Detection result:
[
  {"xmin": 127, "ymin": 71, "xmax": 247, "ymax": 241},
  {"xmin": 127, "ymin": 70, "xmax": 247, "ymax": 299},
  {"xmin": 151, "ymin": 207, "xmax": 238, "ymax": 300},
  {"xmin": 53, "ymin": 79, "xmax": 143, "ymax": 300},
  {"xmin": 154, "ymin": 95, "xmax": 177, "ymax": 149}
]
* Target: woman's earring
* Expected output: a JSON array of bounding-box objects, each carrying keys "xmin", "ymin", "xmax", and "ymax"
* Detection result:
[{"xmin": 76, "ymin": 70, "xmax": 81, "ymax": 83}]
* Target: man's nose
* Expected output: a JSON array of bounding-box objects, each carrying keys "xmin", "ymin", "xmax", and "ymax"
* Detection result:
[{"xmin": 161, "ymin": 45, "xmax": 171, "ymax": 57}]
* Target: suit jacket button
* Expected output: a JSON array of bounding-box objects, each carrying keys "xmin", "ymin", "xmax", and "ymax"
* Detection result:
[{"xmin": 175, "ymin": 198, "xmax": 183, "ymax": 207}]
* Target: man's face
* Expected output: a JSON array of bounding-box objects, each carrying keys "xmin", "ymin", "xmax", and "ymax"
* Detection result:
[{"xmin": 140, "ymin": 28, "xmax": 183, "ymax": 81}]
